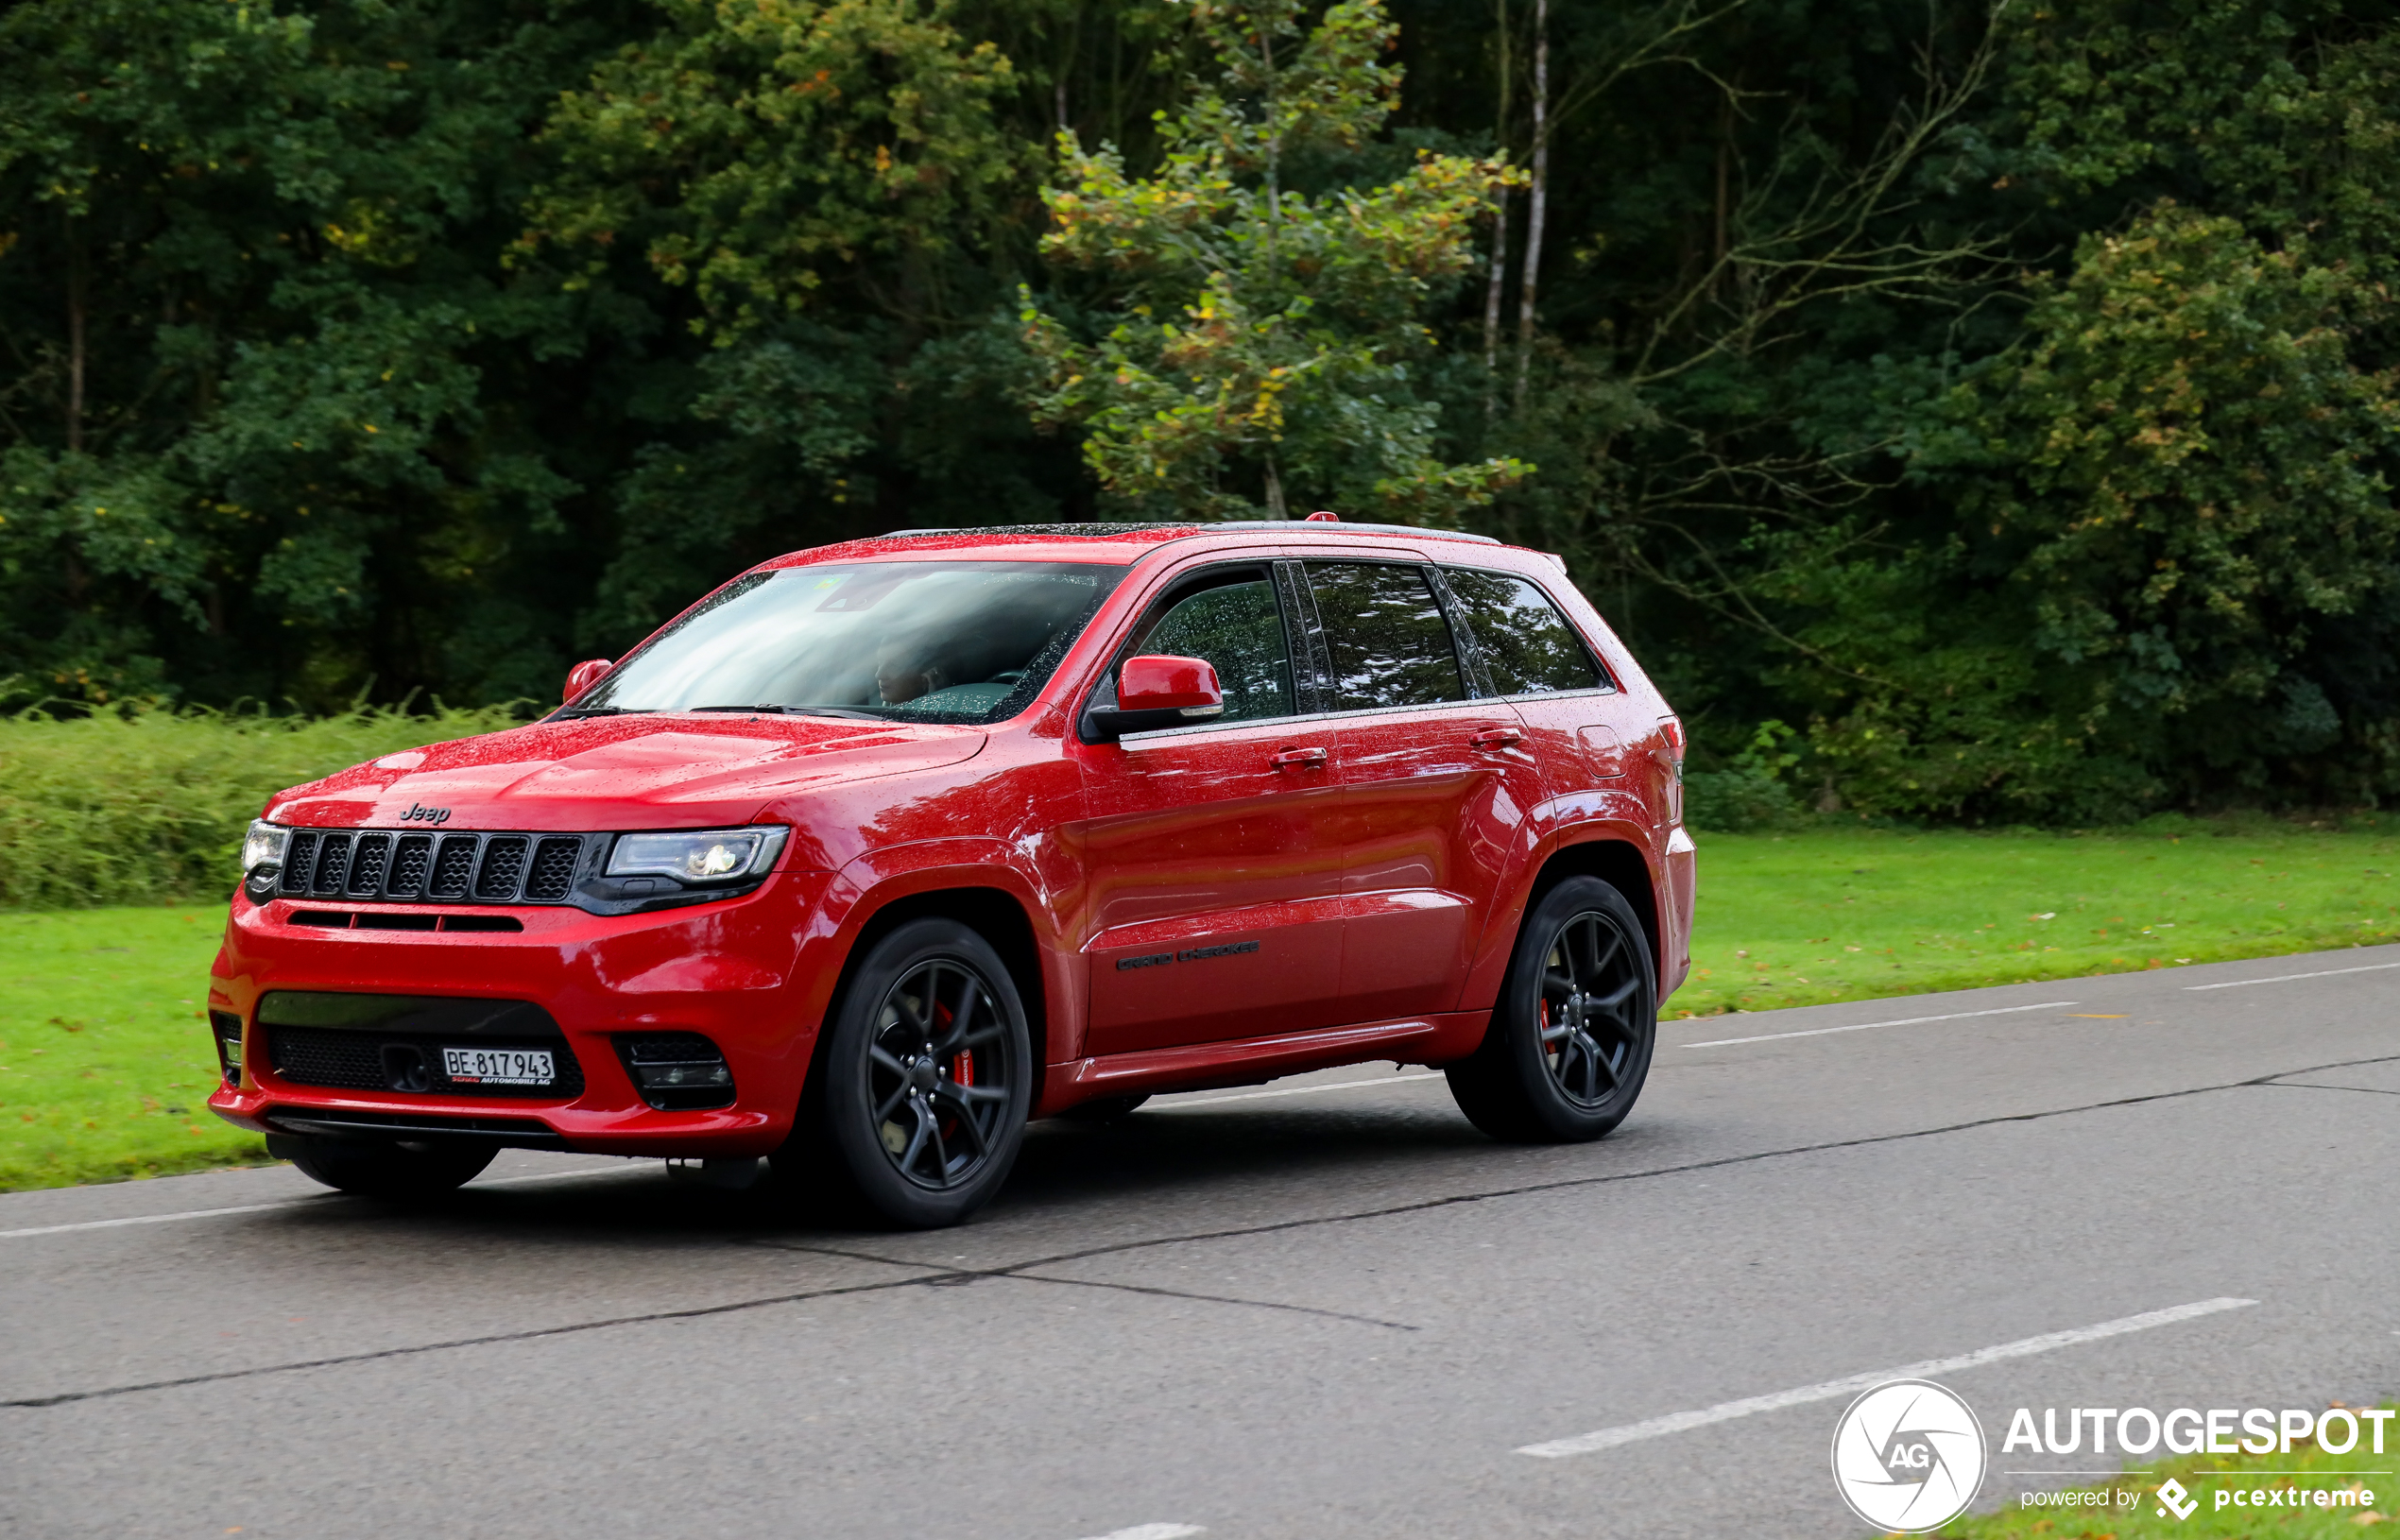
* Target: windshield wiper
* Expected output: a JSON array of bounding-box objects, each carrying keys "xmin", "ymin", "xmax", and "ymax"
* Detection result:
[
  {"xmin": 557, "ymin": 706, "xmax": 637, "ymax": 718},
  {"xmin": 688, "ymin": 705, "xmax": 889, "ymax": 721}
]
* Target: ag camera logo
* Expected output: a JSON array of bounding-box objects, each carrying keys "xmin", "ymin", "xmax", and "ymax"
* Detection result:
[{"xmin": 1831, "ymin": 1379, "xmax": 1988, "ymax": 1532}]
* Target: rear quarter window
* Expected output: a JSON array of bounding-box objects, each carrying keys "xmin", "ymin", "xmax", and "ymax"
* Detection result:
[{"xmin": 1443, "ymin": 569, "xmax": 1606, "ymax": 694}]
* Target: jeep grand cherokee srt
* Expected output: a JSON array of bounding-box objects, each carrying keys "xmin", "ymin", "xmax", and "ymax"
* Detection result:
[{"xmin": 208, "ymin": 519, "xmax": 1695, "ymax": 1227}]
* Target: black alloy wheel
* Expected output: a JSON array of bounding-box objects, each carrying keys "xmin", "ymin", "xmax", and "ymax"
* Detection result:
[
  {"xmin": 1446, "ymin": 876, "xmax": 1656, "ymax": 1141},
  {"xmin": 1537, "ymin": 911, "xmax": 1647, "ymax": 1108},
  {"xmin": 787, "ymin": 917, "xmax": 1033, "ymax": 1228},
  {"xmin": 866, "ymin": 958, "xmax": 1015, "ymax": 1190}
]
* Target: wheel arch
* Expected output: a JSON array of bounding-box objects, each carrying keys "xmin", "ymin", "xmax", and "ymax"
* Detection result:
[
  {"xmin": 1524, "ymin": 835, "xmax": 1662, "ymax": 980},
  {"xmin": 835, "ymin": 885, "xmax": 1051, "ymax": 1071}
]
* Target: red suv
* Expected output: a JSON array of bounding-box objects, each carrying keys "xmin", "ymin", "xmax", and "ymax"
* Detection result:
[{"xmin": 207, "ymin": 521, "xmax": 1695, "ymax": 1226}]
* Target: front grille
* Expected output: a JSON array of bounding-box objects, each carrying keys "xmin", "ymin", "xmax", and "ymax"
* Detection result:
[
  {"xmin": 312, "ymin": 833, "xmax": 350, "ymax": 895},
  {"xmin": 474, "ymin": 836, "xmax": 529, "ymax": 898},
  {"xmin": 268, "ymin": 830, "xmax": 599, "ymax": 906},
  {"xmin": 525, "ymin": 837, "xmax": 580, "ymax": 900},
  {"xmin": 347, "ymin": 834, "xmax": 390, "ymax": 896},
  {"xmin": 429, "ymin": 836, "xmax": 477, "ymax": 898},
  {"xmin": 267, "ymin": 1025, "xmax": 585, "ymax": 1100},
  {"xmin": 388, "ymin": 835, "xmax": 432, "ymax": 897}
]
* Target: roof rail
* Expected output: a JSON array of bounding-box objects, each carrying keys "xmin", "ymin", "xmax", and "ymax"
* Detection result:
[{"xmin": 878, "ymin": 520, "xmax": 1503, "ymax": 546}]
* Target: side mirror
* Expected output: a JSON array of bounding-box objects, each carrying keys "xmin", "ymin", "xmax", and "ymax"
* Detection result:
[
  {"xmin": 1085, "ymin": 655, "xmax": 1225, "ymax": 741},
  {"xmin": 562, "ymin": 658, "xmax": 614, "ymax": 705}
]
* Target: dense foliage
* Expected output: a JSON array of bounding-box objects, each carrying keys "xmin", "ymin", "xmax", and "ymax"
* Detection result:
[
  {"xmin": 5, "ymin": 0, "xmax": 2398, "ymax": 819},
  {"xmin": 0, "ymin": 704, "xmax": 521, "ymax": 908}
]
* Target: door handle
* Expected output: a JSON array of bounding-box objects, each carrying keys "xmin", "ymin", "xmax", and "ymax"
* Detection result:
[
  {"xmin": 1269, "ymin": 745, "xmax": 1329, "ymax": 770},
  {"xmin": 1469, "ymin": 726, "xmax": 1523, "ymax": 750}
]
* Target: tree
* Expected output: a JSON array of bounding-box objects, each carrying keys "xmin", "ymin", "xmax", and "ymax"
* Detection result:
[
  {"xmin": 1800, "ymin": 203, "xmax": 2400, "ymax": 816},
  {"xmin": 1018, "ymin": 0, "xmax": 1528, "ymax": 523},
  {"xmin": 0, "ymin": 0, "xmax": 612, "ymax": 710},
  {"xmin": 523, "ymin": 0, "xmax": 1085, "ymax": 642}
]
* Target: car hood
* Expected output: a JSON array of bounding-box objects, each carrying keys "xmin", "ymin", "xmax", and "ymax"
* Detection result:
[{"xmin": 266, "ymin": 714, "xmax": 988, "ymax": 835}]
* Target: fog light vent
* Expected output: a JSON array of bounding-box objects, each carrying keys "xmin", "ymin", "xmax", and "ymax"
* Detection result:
[
  {"xmin": 209, "ymin": 1010, "xmax": 245, "ymax": 1086},
  {"xmin": 615, "ymin": 1034, "xmax": 736, "ymax": 1111}
]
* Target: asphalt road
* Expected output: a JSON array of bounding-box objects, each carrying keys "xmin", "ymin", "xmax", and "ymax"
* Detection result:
[{"xmin": 4, "ymin": 946, "xmax": 2397, "ymax": 1540}]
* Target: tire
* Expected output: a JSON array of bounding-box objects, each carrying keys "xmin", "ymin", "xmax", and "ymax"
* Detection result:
[
  {"xmin": 266, "ymin": 1134, "xmax": 495, "ymax": 1197},
  {"xmin": 785, "ymin": 917, "xmax": 1034, "ymax": 1228},
  {"xmin": 1446, "ymin": 876, "xmax": 1657, "ymax": 1142}
]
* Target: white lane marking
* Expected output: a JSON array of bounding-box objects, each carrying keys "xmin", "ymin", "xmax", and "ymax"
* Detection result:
[
  {"xmin": 0, "ymin": 1163, "xmax": 644, "ymax": 1241},
  {"xmin": 1077, "ymin": 1527, "xmax": 1205, "ymax": 1540},
  {"xmin": 0, "ymin": 1201, "xmax": 307, "ymax": 1241},
  {"xmin": 1514, "ymin": 1296, "xmax": 2255, "ymax": 1459},
  {"xmin": 2186, "ymin": 961, "xmax": 2400, "ymax": 991},
  {"xmin": 1158, "ymin": 1073, "xmax": 1445, "ymax": 1109},
  {"xmin": 1681, "ymin": 1001, "xmax": 2080, "ymax": 1050}
]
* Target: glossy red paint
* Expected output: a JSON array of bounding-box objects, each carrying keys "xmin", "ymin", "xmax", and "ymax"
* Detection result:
[
  {"xmin": 209, "ymin": 522, "xmax": 1693, "ymax": 1159},
  {"xmin": 561, "ymin": 658, "xmax": 614, "ymax": 705},
  {"xmin": 1116, "ymin": 654, "xmax": 1224, "ymax": 713}
]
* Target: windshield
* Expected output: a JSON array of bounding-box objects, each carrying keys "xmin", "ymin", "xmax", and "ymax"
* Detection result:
[{"xmin": 571, "ymin": 561, "xmax": 1126, "ymax": 724}]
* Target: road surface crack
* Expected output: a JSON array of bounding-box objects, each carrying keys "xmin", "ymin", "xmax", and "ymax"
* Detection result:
[{"xmin": 9, "ymin": 1050, "xmax": 2391, "ymax": 1412}]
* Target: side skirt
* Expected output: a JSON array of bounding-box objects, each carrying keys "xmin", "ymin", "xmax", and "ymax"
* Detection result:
[{"xmin": 1037, "ymin": 1011, "xmax": 1489, "ymax": 1116}]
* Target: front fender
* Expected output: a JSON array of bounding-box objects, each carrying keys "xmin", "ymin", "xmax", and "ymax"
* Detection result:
[{"xmin": 808, "ymin": 838, "xmax": 1086, "ymax": 1071}]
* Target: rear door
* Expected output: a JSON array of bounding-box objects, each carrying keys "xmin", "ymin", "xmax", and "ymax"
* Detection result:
[
  {"xmin": 1070, "ymin": 561, "xmax": 1350, "ymax": 1055},
  {"xmin": 1300, "ymin": 560, "xmax": 1545, "ymax": 1023}
]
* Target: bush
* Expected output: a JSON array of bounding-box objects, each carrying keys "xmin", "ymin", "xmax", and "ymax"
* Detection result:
[
  {"xmin": 1685, "ymin": 765, "xmax": 1803, "ymax": 832},
  {"xmin": 0, "ymin": 705, "xmax": 524, "ymax": 910}
]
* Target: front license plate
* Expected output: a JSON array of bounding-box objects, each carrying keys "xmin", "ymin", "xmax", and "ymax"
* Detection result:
[{"xmin": 440, "ymin": 1046, "xmax": 555, "ymax": 1087}]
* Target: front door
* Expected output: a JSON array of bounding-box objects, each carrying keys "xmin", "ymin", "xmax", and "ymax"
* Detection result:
[
  {"xmin": 1300, "ymin": 560, "xmax": 1544, "ymax": 1023},
  {"xmin": 1071, "ymin": 563, "xmax": 1349, "ymax": 1055}
]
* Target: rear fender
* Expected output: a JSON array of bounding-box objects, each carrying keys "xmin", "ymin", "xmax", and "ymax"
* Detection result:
[{"xmin": 1457, "ymin": 802, "xmax": 1669, "ymax": 1014}]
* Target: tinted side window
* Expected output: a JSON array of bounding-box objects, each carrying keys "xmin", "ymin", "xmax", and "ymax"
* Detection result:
[
  {"xmin": 1445, "ymin": 569, "xmax": 1603, "ymax": 694},
  {"xmin": 1130, "ymin": 576, "xmax": 1295, "ymax": 723},
  {"xmin": 1306, "ymin": 562, "xmax": 1468, "ymax": 710}
]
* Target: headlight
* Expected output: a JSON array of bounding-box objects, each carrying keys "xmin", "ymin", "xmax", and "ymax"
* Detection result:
[
  {"xmin": 242, "ymin": 820, "xmax": 290, "ymax": 879},
  {"xmin": 607, "ymin": 826, "xmax": 788, "ymax": 884}
]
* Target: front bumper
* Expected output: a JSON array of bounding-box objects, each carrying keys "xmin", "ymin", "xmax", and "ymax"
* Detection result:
[{"xmin": 206, "ymin": 868, "xmax": 836, "ymax": 1156}]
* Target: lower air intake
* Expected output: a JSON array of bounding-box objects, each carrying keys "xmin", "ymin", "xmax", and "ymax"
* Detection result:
[{"xmin": 616, "ymin": 1034, "xmax": 737, "ymax": 1111}]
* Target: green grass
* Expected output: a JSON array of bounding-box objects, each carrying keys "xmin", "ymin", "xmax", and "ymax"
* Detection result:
[
  {"xmin": 1932, "ymin": 1405, "xmax": 2395, "ymax": 1537},
  {"xmin": 7, "ymin": 819, "xmax": 2400, "ymax": 1190},
  {"xmin": 0, "ymin": 703, "xmax": 523, "ymax": 911},
  {"xmin": 1676, "ymin": 821, "xmax": 2400, "ymax": 1017},
  {"xmin": 0, "ymin": 905, "xmax": 266, "ymax": 1190}
]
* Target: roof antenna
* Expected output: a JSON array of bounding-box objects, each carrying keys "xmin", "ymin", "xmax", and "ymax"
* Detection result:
[{"xmin": 1304, "ymin": 510, "xmax": 1341, "ymax": 522}]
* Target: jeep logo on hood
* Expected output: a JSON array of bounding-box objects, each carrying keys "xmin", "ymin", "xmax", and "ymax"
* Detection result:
[{"xmin": 398, "ymin": 802, "xmax": 453, "ymax": 826}]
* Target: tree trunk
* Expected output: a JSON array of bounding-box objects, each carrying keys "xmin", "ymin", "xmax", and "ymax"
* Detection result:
[
  {"xmin": 65, "ymin": 214, "xmax": 87, "ymax": 454},
  {"xmin": 1513, "ymin": 0, "xmax": 1550, "ymax": 409},
  {"xmin": 1262, "ymin": 453, "xmax": 1289, "ymax": 520},
  {"xmin": 1482, "ymin": 0, "xmax": 1514, "ymax": 418}
]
